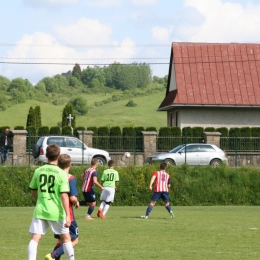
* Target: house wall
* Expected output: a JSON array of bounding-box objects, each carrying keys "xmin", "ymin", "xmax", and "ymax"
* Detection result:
[{"xmin": 167, "ymin": 107, "xmax": 260, "ymax": 129}]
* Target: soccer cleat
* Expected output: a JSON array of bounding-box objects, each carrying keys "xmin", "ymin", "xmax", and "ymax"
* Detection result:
[
  {"xmin": 85, "ymin": 215, "xmax": 94, "ymax": 220},
  {"xmin": 97, "ymin": 209, "xmax": 102, "ymax": 218},
  {"xmin": 170, "ymin": 211, "xmax": 174, "ymax": 219},
  {"xmin": 141, "ymin": 215, "xmax": 148, "ymax": 219},
  {"xmin": 44, "ymin": 253, "xmax": 55, "ymax": 260},
  {"xmin": 100, "ymin": 215, "xmax": 106, "ymax": 219}
]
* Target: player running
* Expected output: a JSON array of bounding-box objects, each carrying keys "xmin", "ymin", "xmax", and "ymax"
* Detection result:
[
  {"xmin": 80, "ymin": 158, "xmax": 103, "ymax": 220},
  {"xmin": 141, "ymin": 162, "xmax": 174, "ymax": 219},
  {"xmin": 97, "ymin": 160, "xmax": 119, "ymax": 219}
]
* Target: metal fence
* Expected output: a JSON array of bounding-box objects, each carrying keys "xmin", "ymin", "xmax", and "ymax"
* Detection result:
[
  {"xmin": 220, "ymin": 137, "xmax": 260, "ymax": 152},
  {"xmin": 157, "ymin": 136, "xmax": 204, "ymax": 152},
  {"xmin": 92, "ymin": 136, "xmax": 143, "ymax": 152}
]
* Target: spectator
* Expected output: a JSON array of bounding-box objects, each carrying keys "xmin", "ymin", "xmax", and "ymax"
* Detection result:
[{"xmin": 0, "ymin": 128, "xmax": 14, "ymax": 166}]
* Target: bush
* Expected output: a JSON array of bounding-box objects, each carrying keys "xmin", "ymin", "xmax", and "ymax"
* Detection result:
[
  {"xmin": 50, "ymin": 126, "xmax": 61, "ymax": 135},
  {"xmin": 145, "ymin": 127, "xmax": 157, "ymax": 132},
  {"xmin": 62, "ymin": 126, "xmax": 73, "ymax": 135},
  {"xmin": 14, "ymin": 126, "xmax": 25, "ymax": 130},
  {"xmin": 216, "ymin": 127, "xmax": 229, "ymax": 150},
  {"xmin": 3, "ymin": 165, "xmax": 260, "ymax": 206},
  {"xmin": 122, "ymin": 127, "xmax": 134, "ymax": 150},
  {"xmin": 158, "ymin": 127, "xmax": 173, "ymax": 151},
  {"xmin": 74, "ymin": 126, "xmax": 85, "ymax": 137},
  {"xmin": 204, "ymin": 127, "xmax": 216, "ymax": 132},
  {"xmin": 98, "ymin": 126, "xmax": 109, "ymax": 150},
  {"xmin": 38, "ymin": 126, "xmax": 50, "ymax": 136},
  {"xmin": 110, "ymin": 126, "xmax": 122, "ymax": 151}
]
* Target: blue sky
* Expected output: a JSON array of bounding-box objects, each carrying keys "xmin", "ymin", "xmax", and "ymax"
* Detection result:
[{"xmin": 1, "ymin": 0, "xmax": 260, "ymax": 84}]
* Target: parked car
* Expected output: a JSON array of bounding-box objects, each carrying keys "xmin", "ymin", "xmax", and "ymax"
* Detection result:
[
  {"xmin": 32, "ymin": 136, "xmax": 111, "ymax": 165},
  {"xmin": 146, "ymin": 143, "xmax": 227, "ymax": 166}
]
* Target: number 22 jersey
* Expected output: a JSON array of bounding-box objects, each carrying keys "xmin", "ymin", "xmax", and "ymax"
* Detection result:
[{"xmin": 29, "ymin": 164, "xmax": 70, "ymax": 221}]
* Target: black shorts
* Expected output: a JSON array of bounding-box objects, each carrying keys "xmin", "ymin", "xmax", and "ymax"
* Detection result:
[{"xmin": 82, "ymin": 190, "xmax": 96, "ymax": 203}]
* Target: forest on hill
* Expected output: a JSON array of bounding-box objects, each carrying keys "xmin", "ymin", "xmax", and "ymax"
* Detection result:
[{"xmin": 0, "ymin": 63, "xmax": 168, "ymax": 128}]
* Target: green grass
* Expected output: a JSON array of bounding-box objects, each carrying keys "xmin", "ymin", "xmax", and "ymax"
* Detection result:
[
  {"xmin": 0, "ymin": 84, "xmax": 166, "ymax": 129},
  {"xmin": 1, "ymin": 206, "xmax": 260, "ymax": 259}
]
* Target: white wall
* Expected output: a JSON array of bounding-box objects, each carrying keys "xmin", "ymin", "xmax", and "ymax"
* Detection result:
[{"xmin": 167, "ymin": 107, "xmax": 260, "ymax": 129}]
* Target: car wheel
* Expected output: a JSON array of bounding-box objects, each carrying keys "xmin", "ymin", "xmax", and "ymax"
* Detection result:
[
  {"xmin": 163, "ymin": 159, "xmax": 176, "ymax": 165},
  {"xmin": 95, "ymin": 157, "xmax": 106, "ymax": 165},
  {"xmin": 210, "ymin": 159, "xmax": 222, "ymax": 167}
]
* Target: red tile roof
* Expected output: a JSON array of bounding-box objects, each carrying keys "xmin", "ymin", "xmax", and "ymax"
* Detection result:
[{"xmin": 158, "ymin": 42, "xmax": 260, "ymax": 110}]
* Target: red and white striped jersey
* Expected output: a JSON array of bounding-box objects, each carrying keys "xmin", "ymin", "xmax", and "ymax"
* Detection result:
[
  {"xmin": 152, "ymin": 170, "xmax": 171, "ymax": 192},
  {"xmin": 82, "ymin": 167, "xmax": 98, "ymax": 192}
]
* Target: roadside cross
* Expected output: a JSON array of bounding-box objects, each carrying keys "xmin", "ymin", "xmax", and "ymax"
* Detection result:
[{"xmin": 67, "ymin": 114, "xmax": 73, "ymax": 127}]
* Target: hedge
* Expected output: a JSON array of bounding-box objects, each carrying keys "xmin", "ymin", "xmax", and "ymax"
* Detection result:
[{"xmin": 2, "ymin": 165, "xmax": 260, "ymax": 207}]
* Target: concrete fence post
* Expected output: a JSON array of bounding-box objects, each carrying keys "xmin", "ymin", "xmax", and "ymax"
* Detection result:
[
  {"xmin": 77, "ymin": 130, "xmax": 93, "ymax": 147},
  {"xmin": 12, "ymin": 130, "xmax": 28, "ymax": 165},
  {"xmin": 142, "ymin": 131, "xmax": 157, "ymax": 161},
  {"xmin": 203, "ymin": 131, "xmax": 221, "ymax": 147}
]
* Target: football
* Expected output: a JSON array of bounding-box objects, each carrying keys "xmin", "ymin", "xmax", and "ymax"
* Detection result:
[{"xmin": 124, "ymin": 152, "xmax": 131, "ymax": 158}]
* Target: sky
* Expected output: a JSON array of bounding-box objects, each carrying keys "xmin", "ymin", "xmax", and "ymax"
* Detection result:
[{"xmin": 1, "ymin": 0, "xmax": 260, "ymax": 85}]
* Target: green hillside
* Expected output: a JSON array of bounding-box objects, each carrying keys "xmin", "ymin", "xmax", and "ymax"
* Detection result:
[{"xmin": 0, "ymin": 84, "xmax": 167, "ymax": 129}]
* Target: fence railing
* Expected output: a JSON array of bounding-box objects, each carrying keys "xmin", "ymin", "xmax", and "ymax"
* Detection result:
[
  {"xmin": 157, "ymin": 136, "xmax": 204, "ymax": 152},
  {"xmin": 26, "ymin": 134, "xmax": 260, "ymax": 155}
]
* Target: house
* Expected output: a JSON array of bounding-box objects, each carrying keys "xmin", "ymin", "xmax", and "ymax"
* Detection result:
[
  {"xmin": 61, "ymin": 70, "xmax": 72, "ymax": 77},
  {"xmin": 158, "ymin": 42, "xmax": 260, "ymax": 129}
]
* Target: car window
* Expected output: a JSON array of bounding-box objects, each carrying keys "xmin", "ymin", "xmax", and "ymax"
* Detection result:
[
  {"xmin": 200, "ymin": 145, "xmax": 216, "ymax": 152},
  {"xmin": 180, "ymin": 145, "xmax": 200, "ymax": 153},
  {"xmin": 65, "ymin": 138, "xmax": 83, "ymax": 148},
  {"xmin": 47, "ymin": 137, "xmax": 65, "ymax": 147},
  {"xmin": 169, "ymin": 144, "xmax": 185, "ymax": 153},
  {"xmin": 36, "ymin": 137, "xmax": 44, "ymax": 146}
]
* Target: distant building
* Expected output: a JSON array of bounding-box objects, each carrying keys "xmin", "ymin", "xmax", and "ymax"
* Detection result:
[
  {"xmin": 158, "ymin": 42, "xmax": 260, "ymax": 129},
  {"xmin": 61, "ymin": 70, "xmax": 72, "ymax": 77}
]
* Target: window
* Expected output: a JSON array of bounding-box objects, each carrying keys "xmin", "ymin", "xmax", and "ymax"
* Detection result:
[
  {"xmin": 66, "ymin": 138, "xmax": 83, "ymax": 148},
  {"xmin": 47, "ymin": 137, "xmax": 65, "ymax": 147}
]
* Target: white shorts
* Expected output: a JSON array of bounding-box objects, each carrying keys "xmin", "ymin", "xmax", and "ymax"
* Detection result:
[
  {"xmin": 29, "ymin": 218, "xmax": 69, "ymax": 235},
  {"xmin": 100, "ymin": 187, "xmax": 115, "ymax": 202}
]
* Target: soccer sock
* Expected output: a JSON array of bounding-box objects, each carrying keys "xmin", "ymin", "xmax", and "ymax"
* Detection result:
[
  {"xmin": 63, "ymin": 241, "xmax": 75, "ymax": 260},
  {"xmin": 103, "ymin": 204, "xmax": 110, "ymax": 216},
  {"xmin": 146, "ymin": 204, "xmax": 154, "ymax": 216},
  {"xmin": 88, "ymin": 205, "xmax": 95, "ymax": 215},
  {"xmin": 51, "ymin": 243, "xmax": 64, "ymax": 259},
  {"xmin": 165, "ymin": 205, "xmax": 172, "ymax": 213},
  {"xmin": 28, "ymin": 239, "xmax": 38, "ymax": 260},
  {"xmin": 99, "ymin": 201, "xmax": 106, "ymax": 210}
]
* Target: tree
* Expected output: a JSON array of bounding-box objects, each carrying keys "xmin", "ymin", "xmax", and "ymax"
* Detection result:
[
  {"xmin": 0, "ymin": 76, "xmax": 10, "ymax": 91},
  {"xmin": 34, "ymin": 106, "xmax": 42, "ymax": 129},
  {"xmin": 62, "ymin": 104, "xmax": 76, "ymax": 128},
  {"xmin": 72, "ymin": 63, "xmax": 82, "ymax": 81},
  {"xmin": 26, "ymin": 106, "xmax": 36, "ymax": 128},
  {"xmin": 69, "ymin": 97, "xmax": 88, "ymax": 115}
]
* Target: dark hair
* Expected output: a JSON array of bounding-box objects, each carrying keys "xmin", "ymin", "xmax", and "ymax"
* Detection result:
[
  {"xmin": 108, "ymin": 160, "xmax": 114, "ymax": 167},
  {"xmin": 58, "ymin": 154, "xmax": 71, "ymax": 169},
  {"xmin": 46, "ymin": 144, "xmax": 60, "ymax": 161},
  {"xmin": 160, "ymin": 162, "xmax": 167, "ymax": 170},
  {"xmin": 91, "ymin": 158, "xmax": 98, "ymax": 166}
]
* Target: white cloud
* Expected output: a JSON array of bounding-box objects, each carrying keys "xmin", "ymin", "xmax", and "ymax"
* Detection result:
[
  {"xmin": 54, "ymin": 18, "xmax": 113, "ymax": 45},
  {"xmin": 2, "ymin": 19, "xmax": 138, "ymax": 84},
  {"xmin": 87, "ymin": 0, "xmax": 122, "ymax": 8},
  {"xmin": 152, "ymin": 26, "xmax": 172, "ymax": 43},
  {"xmin": 23, "ymin": 0, "xmax": 78, "ymax": 9},
  {"xmin": 131, "ymin": 0, "xmax": 158, "ymax": 6},
  {"xmin": 183, "ymin": 0, "xmax": 260, "ymax": 42}
]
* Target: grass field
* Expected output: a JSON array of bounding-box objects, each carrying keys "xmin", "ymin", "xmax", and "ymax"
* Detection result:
[
  {"xmin": 0, "ymin": 84, "xmax": 167, "ymax": 129},
  {"xmin": 1, "ymin": 206, "xmax": 260, "ymax": 259}
]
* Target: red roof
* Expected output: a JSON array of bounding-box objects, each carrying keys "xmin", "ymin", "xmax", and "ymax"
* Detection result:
[{"xmin": 159, "ymin": 42, "xmax": 260, "ymax": 110}]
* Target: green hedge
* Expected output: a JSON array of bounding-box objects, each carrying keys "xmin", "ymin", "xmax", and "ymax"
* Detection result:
[
  {"xmin": 2, "ymin": 165, "xmax": 260, "ymax": 207},
  {"xmin": 50, "ymin": 126, "xmax": 61, "ymax": 135}
]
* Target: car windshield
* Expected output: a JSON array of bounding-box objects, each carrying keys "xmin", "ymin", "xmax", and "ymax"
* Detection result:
[{"xmin": 169, "ymin": 144, "xmax": 185, "ymax": 153}]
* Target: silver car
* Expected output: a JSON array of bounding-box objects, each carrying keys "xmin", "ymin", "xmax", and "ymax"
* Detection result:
[
  {"xmin": 33, "ymin": 136, "xmax": 111, "ymax": 165},
  {"xmin": 146, "ymin": 143, "xmax": 228, "ymax": 166}
]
